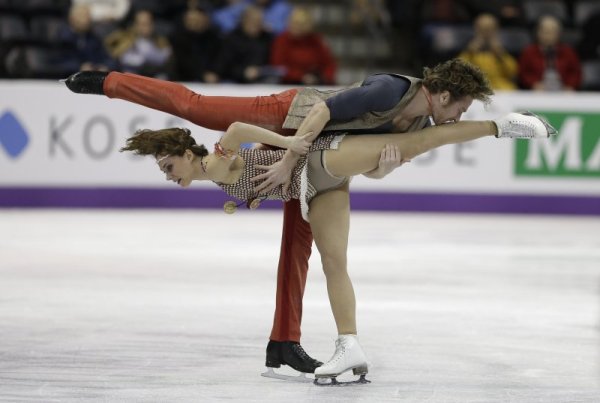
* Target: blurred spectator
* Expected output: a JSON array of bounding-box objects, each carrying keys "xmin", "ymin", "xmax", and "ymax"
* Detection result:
[
  {"xmin": 462, "ymin": 0, "xmax": 524, "ymax": 26},
  {"xmin": 213, "ymin": 0, "xmax": 291, "ymax": 34},
  {"xmin": 519, "ymin": 15, "xmax": 582, "ymax": 91},
  {"xmin": 213, "ymin": 6, "xmax": 276, "ymax": 83},
  {"xmin": 351, "ymin": 0, "xmax": 391, "ymax": 29},
  {"xmin": 58, "ymin": 4, "xmax": 115, "ymax": 73},
  {"xmin": 458, "ymin": 14, "xmax": 518, "ymax": 90},
  {"xmin": 420, "ymin": 0, "xmax": 470, "ymax": 24},
  {"xmin": 418, "ymin": 0, "xmax": 523, "ymax": 26},
  {"xmin": 270, "ymin": 7, "xmax": 336, "ymax": 85},
  {"xmin": 255, "ymin": 0, "xmax": 292, "ymax": 34},
  {"xmin": 104, "ymin": 9, "xmax": 173, "ymax": 78},
  {"xmin": 212, "ymin": 0, "xmax": 246, "ymax": 33},
  {"xmin": 72, "ymin": 0, "xmax": 131, "ymax": 23},
  {"xmin": 170, "ymin": 6, "xmax": 220, "ymax": 82}
]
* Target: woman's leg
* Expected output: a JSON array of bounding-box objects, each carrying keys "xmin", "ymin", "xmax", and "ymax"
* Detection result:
[
  {"xmin": 308, "ymin": 183, "xmax": 356, "ymax": 335},
  {"xmin": 325, "ymin": 120, "xmax": 497, "ymax": 177},
  {"xmin": 103, "ymin": 72, "xmax": 298, "ymax": 132}
]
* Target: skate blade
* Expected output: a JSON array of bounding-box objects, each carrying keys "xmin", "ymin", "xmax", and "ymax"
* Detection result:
[
  {"xmin": 521, "ymin": 110, "xmax": 558, "ymax": 137},
  {"xmin": 261, "ymin": 367, "xmax": 313, "ymax": 383},
  {"xmin": 314, "ymin": 374, "xmax": 371, "ymax": 386}
]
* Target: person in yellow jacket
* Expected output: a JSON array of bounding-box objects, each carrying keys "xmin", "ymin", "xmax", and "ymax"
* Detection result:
[{"xmin": 459, "ymin": 13, "xmax": 518, "ymax": 90}]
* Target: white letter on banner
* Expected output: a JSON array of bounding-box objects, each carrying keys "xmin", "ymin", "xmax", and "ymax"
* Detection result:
[
  {"xmin": 525, "ymin": 117, "xmax": 582, "ymax": 171},
  {"xmin": 83, "ymin": 116, "xmax": 115, "ymax": 159},
  {"xmin": 50, "ymin": 116, "xmax": 74, "ymax": 158},
  {"xmin": 585, "ymin": 139, "xmax": 600, "ymax": 171}
]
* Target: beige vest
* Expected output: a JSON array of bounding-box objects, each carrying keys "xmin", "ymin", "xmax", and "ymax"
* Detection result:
[{"xmin": 282, "ymin": 74, "xmax": 429, "ymax": 132}]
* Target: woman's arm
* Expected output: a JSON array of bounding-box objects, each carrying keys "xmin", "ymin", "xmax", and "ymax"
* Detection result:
[{"xmin": 219, "ymin": 122, "xmax": 310, "ymax": 154}]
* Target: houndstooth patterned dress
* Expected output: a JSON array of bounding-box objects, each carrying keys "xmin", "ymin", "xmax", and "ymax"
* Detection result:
[{"xmin": 215, "ymin": 134, "xmax": 345, "ymax": 221}]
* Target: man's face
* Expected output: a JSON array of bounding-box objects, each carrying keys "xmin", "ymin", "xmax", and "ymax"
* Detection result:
[{"xmin": 430, "ymin": 92, "xmax": 474, "ymax": 125}]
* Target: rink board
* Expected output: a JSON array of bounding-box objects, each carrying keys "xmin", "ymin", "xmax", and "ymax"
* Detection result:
[{"xmin": 1, "ymin": 81, "xmax": 599, "ymax": 213}]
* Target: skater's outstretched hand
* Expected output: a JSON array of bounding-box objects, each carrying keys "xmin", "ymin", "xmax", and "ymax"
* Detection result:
[{"xmin": 251, "ymin": 152, "xmax": 297, "ymax": 194}]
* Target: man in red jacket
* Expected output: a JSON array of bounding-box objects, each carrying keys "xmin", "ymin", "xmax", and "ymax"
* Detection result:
[
  {"xmin": 270, "ymin": 7, "xmax": 336, "ymax": 85},
  {"xmin": 518, "ymin": 15, "xmax": 582, "ymax": 91}
]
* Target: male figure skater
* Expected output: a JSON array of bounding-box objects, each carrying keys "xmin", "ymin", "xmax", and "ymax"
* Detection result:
[{"xmin": 64, "ymin": 58, "xmax": 493, "ymax": 380}]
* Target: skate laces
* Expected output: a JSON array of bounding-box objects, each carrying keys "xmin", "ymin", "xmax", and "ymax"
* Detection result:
[
  {"xmin": 291, "ymin": 343, "xmax": 311, "ymax": 361},
  {"xmin": 327, "ymin": 338, "xmax": 351, "ymax": 364},
  {"xmin": 507, "ymin": 115, "xmax": 536, "ymax": 138}
]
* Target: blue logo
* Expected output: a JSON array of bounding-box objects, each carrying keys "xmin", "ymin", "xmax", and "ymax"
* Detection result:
[{"xmin": 0, "ymin": 111, "xmax": 29, "ymax": 158}]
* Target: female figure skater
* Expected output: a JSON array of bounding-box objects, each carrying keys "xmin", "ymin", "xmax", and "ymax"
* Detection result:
[
  {"xmin": 119, "ymin": 112, "xmax": 556, "ymax": 384},
  {"xmin": 64, "ymin": 59, "xmax": 495, "ymax": 377}
]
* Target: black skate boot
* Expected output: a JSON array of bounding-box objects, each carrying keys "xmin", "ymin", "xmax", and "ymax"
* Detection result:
[
  {"xmin": 62, "ymin": 71, "xmax": 108, "ymax": 95},
  {"xmin": 261, "ymin": 341, "xmax": 323, "ymax": 383},
  {"xmin": 265, "ymin": 340, "xmax": 283, "ymax": 368},
  {"xmin": 281, "ymin": 341, "xmax": 322, "ymax": 373}
]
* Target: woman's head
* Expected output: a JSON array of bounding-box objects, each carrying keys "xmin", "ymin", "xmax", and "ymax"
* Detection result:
[
  {"xmin": 422, "ymin": 59, "xmax": 493, "ymax": 124},
  {"xmin": 120, "ymin": 128, "xmax": 208, "ymax": 187}
]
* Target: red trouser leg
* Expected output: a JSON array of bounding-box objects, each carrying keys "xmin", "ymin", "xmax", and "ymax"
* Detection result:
[
  {"xmin": 103, "ymin": 71, "xmax": 296, "ymax": 131},
  {"xmin": 270, "ymin": 199, "xmax": 313, "ymax": 342},
  {"xmin": 104, "ymin": 71, "xmax": 311, "ymax": 342}
]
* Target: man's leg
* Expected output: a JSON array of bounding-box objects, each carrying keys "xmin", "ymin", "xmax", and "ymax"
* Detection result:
[
  {"xmin": 103, "ymin": 72, "xmax": 296, "ymax": 132},
  {"xmin": 264, "ymin": 199, "xmax": 322, "ymax": 374},
  {"xmin": 270, "ymin": 198, "xmax": 313, "ymax": 342}
]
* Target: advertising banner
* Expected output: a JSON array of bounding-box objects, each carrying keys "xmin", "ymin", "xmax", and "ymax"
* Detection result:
[{"xmin": 1, "ymin": 81, "xmax": 599, "ymax": 214}]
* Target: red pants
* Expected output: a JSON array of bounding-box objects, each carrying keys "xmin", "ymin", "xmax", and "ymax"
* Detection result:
[{"xmin": 104, "ymin": 73, "xmax": 311, "ymax": 342}]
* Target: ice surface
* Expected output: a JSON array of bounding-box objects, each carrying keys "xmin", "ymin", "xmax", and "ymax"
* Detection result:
[{"xmin": 1, "ymin": 210, "xmax": 599, "ymax": 402}]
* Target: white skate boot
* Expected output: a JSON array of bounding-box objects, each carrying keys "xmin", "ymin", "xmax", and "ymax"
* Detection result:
[
  {"xmin": 314, "ymin": 334, "xmax": 370, "ymax": 386},
  {"xmin": 494, "ymin": 111, "xmax": 558, "ymax": 139}
]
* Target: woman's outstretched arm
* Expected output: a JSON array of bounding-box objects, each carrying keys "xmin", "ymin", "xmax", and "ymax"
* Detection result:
[{"xmin": 219, "ymin": 122, "xmax": 311, "ymax": 154}]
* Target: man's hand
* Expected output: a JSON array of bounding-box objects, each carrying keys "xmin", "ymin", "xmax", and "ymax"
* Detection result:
[
  {"xmin": 363, "ymin": 144, "xmax": 409, "ymax": 179},
  {"xmin": 251, "ymin": 151, "xmax": 299, "ymax": 193},
  {"xmin": 249, "ymin": 101, "xmax": 330, "ymax": 193},
  {"xmin": 286, "ymin": 131, "xmax": 312, "ymax": 155}
]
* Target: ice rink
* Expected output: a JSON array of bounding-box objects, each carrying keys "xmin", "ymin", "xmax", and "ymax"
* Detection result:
[{"xmin": 1, "ymin": 209, "xmax": 599, "ymax": 402}]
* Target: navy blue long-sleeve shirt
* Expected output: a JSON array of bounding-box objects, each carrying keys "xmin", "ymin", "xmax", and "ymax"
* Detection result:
[{"xmin": 324, "ymin": 74, "xmax": 414, "ymax": 133}]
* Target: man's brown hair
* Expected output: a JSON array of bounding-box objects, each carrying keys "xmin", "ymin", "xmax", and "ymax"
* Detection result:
[{"xmin": 422, "ymin": 59, "xmax": 494, "ymax": 104}]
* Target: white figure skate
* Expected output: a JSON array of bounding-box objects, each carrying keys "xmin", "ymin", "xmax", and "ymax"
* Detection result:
[
  {"xmin": 314, "ymin": 335, "xmax": 370, "ymax": 386},
  {"xmin": 494, "ymin": 111, "xmax": 558, "ymax": 139}
]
